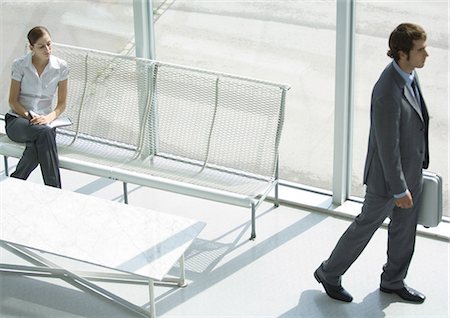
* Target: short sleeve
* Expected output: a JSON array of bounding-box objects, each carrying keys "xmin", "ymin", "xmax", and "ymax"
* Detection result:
[
  {"xmin": 11, "ymin": 59, "xmax": 23, "ymax": 82},
  {"xmin": 59, "ymin": 59, "xmax": 69, "ymax": 81}
]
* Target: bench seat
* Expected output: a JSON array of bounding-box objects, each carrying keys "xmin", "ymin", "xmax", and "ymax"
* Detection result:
[{"xmin": 1, "ymin": 132, "xmax": 273, "ymax": 207}]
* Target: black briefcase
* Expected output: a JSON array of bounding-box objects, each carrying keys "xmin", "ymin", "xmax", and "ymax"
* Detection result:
[{"xmin": 417, "ymin": 170, "xmax": 443, "ymax": 228}]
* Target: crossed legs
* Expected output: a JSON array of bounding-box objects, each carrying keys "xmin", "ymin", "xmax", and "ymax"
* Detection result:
[{"xmin": 5, "ymin": 114, "xmax": 61, "ymax": 188}]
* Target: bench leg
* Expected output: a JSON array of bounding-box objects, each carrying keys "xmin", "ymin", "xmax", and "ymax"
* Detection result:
[
  {"xmin": 3, "ymin": 156, "xmax": 9, "ymax": 176},
  {"xmin": 274, "ymin": 180, "xmax": 280, "ymax": 207},
  {"xmin": 149, "ymin": 279, "xmax": 156, "ymax": 318},
  {"xmin": 274, "ymin": 157, "xmax": 280, "ymax": 207},
  {"xmin": 123, "ymin": 182, "xmax": 128, "ymax": 204},
  {"xmin": 250, "ymin": 203, "xmax": 256, "ymax": 240}
]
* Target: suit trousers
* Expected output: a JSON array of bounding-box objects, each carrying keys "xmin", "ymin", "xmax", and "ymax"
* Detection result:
[
  {"xmin": 5, "ymin": 114, "xmax": 61, "ymax": 188},
  {"xmin": 318, "ymin": 181, "xmax": 423, "ymax": 290}
]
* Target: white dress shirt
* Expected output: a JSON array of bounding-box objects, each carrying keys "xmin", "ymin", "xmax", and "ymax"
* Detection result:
[
  {"xmin": 392, "ymin": 60, "xmax": 418, "ymax": 103},
  {"xmin": 8, "ymin": 52, "xmax": 69, "ymax": 116}
]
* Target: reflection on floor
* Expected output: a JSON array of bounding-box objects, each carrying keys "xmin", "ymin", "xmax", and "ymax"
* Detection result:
[{"xmin": 1, "ymin": 162, "xmax": 449, "ymax": 318}]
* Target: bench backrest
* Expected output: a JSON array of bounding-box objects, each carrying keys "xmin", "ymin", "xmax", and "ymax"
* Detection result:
[{"xmin": 52, "ymin": 44, "xmax": 288, "ymax": 179}]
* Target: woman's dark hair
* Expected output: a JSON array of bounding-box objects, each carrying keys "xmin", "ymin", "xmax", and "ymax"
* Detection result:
[
  {"xmin": 387, "ymin": 23, "xmax": 427, "ymax": 61},
  {"xmin": 27, "ymin": 26, "xmax": 51, "ymax": 46}
]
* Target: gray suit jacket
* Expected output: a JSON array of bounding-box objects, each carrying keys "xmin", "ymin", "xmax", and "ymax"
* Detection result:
[{"xmin": 363, "ymin": 62, "xmax": 429, "ymax": 197}]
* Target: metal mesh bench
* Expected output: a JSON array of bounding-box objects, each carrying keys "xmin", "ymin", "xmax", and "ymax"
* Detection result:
[{"xmin": 0, "ymin": 43, "xmax": 289, "ymax": 239}]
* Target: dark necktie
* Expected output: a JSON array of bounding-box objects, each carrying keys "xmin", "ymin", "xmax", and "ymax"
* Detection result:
[
  {"xmin": 411, "ymin": 79, "xmax": 421, "ymax": 108},
  {"xmin": 411, "ymin": 78, "xmax": 429, "ymax": 168}
]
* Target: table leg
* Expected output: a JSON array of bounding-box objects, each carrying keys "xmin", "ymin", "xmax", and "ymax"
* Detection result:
[
  {"xmin": 1, "ymin": 242, "xmax": 150, "ymax": 317},
  {"xmin": 178, "ymin": 254, "xmax": 187, "ymax": 287}
]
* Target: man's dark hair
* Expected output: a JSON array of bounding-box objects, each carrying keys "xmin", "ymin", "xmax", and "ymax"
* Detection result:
[{"xmin": 387, "ymin": 23, "xmax": 427, "ymax": 61}]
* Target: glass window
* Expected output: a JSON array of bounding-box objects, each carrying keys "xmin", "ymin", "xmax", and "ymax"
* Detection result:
[
  {"xmin": 153, "ymin": 0, "xmax": 336, "ymax": 190},
  {"xmin": 352, "ymin": 1, "xmax": 449, "ymax": 216},
  {"xmin": 0, "ymin": 0, "xmax": 135, "ymax": 115}
]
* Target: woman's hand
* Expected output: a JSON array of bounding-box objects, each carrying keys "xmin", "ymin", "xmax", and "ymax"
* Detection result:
[{"xmin": 29, "ymin": 113, "xmax": 53, "ymax": 125}]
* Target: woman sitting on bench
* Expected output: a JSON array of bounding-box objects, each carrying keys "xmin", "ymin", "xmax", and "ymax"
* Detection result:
[{"xmin": 5, "ymin": 26, "xmax": 69, "ymax": 188}]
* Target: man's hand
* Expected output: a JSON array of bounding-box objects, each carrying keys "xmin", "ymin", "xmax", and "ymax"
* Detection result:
[{"xmin": 394, "ymin": 190, "xmax": 413, "ymax": 209}]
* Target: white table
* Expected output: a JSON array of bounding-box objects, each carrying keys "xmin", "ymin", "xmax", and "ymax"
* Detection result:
[{"xmin": 0, "ymin": 177, "xmax": 205, "ymax": 317}]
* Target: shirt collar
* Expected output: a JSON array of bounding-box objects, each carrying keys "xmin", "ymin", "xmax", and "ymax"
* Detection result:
[
  {"xmin": 24, "ymin": 52, "xmax": 33, "ymax": 68},
  {"xmin": 392, "ymin": 60, "xmax": 415, "ymax": 85},
  {"xmin": 24, "ymin": 52, "xmax": 60, "ymax": 71},
  {"xmin": 48, "ymin": 55, "xmax": 60, "ymax": 69}
]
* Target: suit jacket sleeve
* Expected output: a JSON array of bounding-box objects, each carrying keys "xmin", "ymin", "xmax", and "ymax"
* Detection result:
[{"xmin": 371, "ymin": 93, "xmax": 408, "ymax": 195}]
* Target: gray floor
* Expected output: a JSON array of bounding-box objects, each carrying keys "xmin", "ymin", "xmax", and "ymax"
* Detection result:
[{"xmin": 0, "ymin": 159, "xmax": 449, "ymax": 318}]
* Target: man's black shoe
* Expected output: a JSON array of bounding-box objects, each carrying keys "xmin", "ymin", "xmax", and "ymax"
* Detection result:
[
  {"xmin": 314, "ymin": 269, "xmax": 353, "ymax": 302},
  {"xmin": 380, "ymin": 286, "xmax": 426, "ymax": 303}
]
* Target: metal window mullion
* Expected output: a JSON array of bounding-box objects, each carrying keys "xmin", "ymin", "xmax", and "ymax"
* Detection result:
[
  {"xmin": 133, "ymin": 0, "xmax": 156, "ymax": 60},
  {"xmin": 332, "ymin": 0, "xmax": 355, "ymax": 205}
]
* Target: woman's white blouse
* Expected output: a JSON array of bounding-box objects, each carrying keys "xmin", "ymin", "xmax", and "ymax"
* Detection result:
[{"xmin": 9, "ymin": 52, "xmax": 69, "ymax": 116}]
